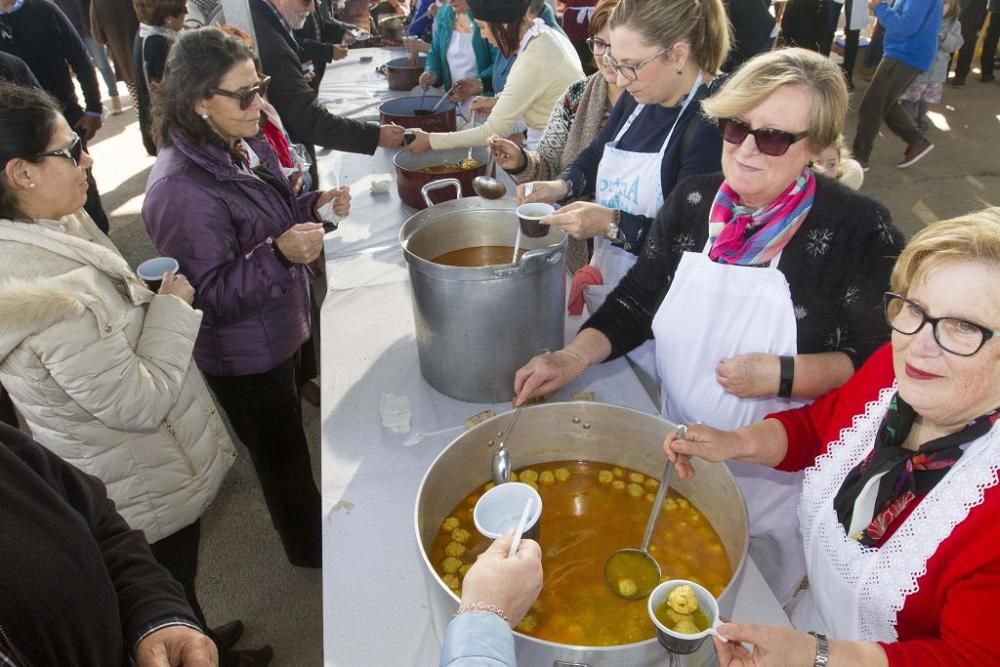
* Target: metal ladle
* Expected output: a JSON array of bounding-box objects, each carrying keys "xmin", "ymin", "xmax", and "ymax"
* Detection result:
[
  {"xmin": 604, "ymin": 424, "xmax": 687, "ymax": 600},
  {"xmin": 490, "ymin": 406, "xmax": 522, "ymax": 484},
  {"xmin": 473, "ymin": 147, "xmax": 506, "ymax": 199}
]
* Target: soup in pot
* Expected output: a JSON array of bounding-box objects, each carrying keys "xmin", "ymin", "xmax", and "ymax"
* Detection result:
[
  {"xmin": 432, "ymin": 246, "xmax": 526, "ymax": 267},
  {"xmin": 414, "ymin": 161, "xmax": 480, "ymax": 174},
  {"xmin": 429, "ymin": 460, "xmax": 732, "ymax": 646}
]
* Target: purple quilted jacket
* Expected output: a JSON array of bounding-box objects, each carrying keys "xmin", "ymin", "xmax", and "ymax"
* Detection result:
[{"xmin": 143, "ymin": 132, "xmax": 321, "ymax": 376}]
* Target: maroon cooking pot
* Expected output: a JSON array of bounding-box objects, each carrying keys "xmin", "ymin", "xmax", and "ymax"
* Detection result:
[
  {"xmin": 393, "ymin": 146, "xmax": 490, "ymax": 210},
  {"xmin": 379, "ymin": 95, "xmax": 457, "ymax": 133},
  {"xmin": 377, "ymin": 55, "xmax": 426, "ymax": 91}
]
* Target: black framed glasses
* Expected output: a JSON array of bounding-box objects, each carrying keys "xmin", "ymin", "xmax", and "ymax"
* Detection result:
[
  {"xmin": 601, "ymin": 46, "xmax": 669, "ymax": 83},
  {"xmin": 718, "ymin": 117, "xmax": 808, "ymax": 157},
  {"xmin": 585, "ymin": 36, "xmax": 609, "ymax": 56},
  {"xmin": 208, "ymin": 76, "xmax": 271, "ymax": 110},
  {"xmin": 35, "ymin": 134, "xmax": 84, "ymax": 167},
  {"xmin": 884, "ymin": 292, "xmax": 1000, "ymax": 357}
]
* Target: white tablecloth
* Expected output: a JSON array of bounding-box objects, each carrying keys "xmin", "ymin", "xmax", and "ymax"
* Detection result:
[{"xmin": 317, "ymin": 48, "xmax": 791, "ymax": 666}]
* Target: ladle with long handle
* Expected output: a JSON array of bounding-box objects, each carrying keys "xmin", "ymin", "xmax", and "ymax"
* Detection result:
[
  {"xmin": 473, "ymin": 135, "xmax": 507, "ymax": 199},
  {"xmin": 604, "ymin": 424, "xmax": 687, "ymax": 600},
  {"xmin": 491, "ymin": 406, "xmax": 523, "ymax": 485}
]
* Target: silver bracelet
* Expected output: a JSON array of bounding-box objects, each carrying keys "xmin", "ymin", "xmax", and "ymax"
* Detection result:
[
  {"xmin": 808, "ymin": 632, "xmax": 829, "ymax": 667},
  {"xmin": 455, "ymin": 602, "xmax": 509, "ymax": 623}
]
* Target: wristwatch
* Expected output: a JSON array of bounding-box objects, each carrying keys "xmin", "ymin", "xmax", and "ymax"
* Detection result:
[
  {"xmin": 604, "ymin": 209, "xmax": 621, "ymax": 241},
  {"xmin": 808, "ymin": 632, "xmax": 829, "ymax": 667}
]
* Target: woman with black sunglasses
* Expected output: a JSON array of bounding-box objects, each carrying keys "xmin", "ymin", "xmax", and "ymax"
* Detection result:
[
  {"xmin": 142, "ymin": 29, "xmax": 349, "ymax": 573},
  {"xmin": 0, "ymin": 81, "xmax": 279, "ymax": 665},
  {"xmin": 662, "ymin": 209, "xmax": 1000, "ymax": 666},
  {"xmin": 515, "ymin": 48, "xmax": 906, "ymax": 605}
]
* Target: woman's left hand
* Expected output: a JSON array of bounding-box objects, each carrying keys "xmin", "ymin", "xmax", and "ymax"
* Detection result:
[
  {"xmin": 406, "ymin": 129, "xmax": 433, "ymax": 154},
  {"xmin": 316, "ymin": 185, "xmax": 352, "ymax": 217},
  {"xmin": 469, "ymin": 95, "xmax": 498, "ymax": 114},
  {"xmin": 542, "ymin": 202, "xmax": 615, "ymax": 239},
  {"xmin": 714, "ymin": 623, "xmax": 817, "ymax": 667},
  {"xmin": 451, "ymin": 77, "xmax": 484, "ymax": 102},
  {"xmin": 716, "ymin": 353, "xmax": 780, "ymax": 399}
]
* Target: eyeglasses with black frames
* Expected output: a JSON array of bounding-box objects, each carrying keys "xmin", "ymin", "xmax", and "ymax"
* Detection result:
[
  {"xmin": 209, "ymin": 76, "xmax": 271, "ymax": 110},
  {"xmin": 884, "ymin": 292, "xmax": 1000, "ymax": 357},
  {"xmin": 601, "ymin": 46, "xmax": 670, "ymax": 83},
  {"xmin": 34, "ymin": 134, "xmax": 84, "ymax": 167},
  {"xmin": 718, "ymin": 117, "xmax": 809, "ymax": 157}
]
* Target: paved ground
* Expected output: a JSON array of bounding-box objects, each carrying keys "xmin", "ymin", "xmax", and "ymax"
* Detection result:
[{"xmin": 83, "ymin": 66, "xmax": 999, "ymax": 666}]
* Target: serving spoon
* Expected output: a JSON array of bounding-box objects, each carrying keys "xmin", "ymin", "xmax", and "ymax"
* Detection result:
[
  {"xmin": 604, "ymin": 424, "xmax": 687, "ymax": 600},
  {"xmin": 491, "ymin": 406, "xmax": 523, "ymax": 485}
]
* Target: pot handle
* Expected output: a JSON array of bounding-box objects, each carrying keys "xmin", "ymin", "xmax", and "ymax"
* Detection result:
[
  {"xmin": 421, "ymin": 178, "xmax": 463, "ymax": 207},
  {"xmin": 493, "ymin": 247, "xmax": 564, "ymax": 277},
  {"xmin": 375, "ymin": 64, "xmax": 386, "ymax": 76}
]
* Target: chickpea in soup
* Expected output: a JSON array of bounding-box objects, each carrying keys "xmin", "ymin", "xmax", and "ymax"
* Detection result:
[{"xmin": 429, "ymin": 460, "xmax": 732, "ymax": 646}]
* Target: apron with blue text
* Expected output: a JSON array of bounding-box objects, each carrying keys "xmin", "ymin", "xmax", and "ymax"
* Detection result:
[
  {"xmin": 651, "ymin": 235, "xmax": 808, "ymax": 604},
  {"xmin": 585, "ymin": 74, "xmax": 702, "ymax": 383}
]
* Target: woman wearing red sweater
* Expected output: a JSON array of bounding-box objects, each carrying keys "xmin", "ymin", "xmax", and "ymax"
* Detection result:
[{"xmin": 664, "ymin": 208, "xmax": 1000, "ymax": 666}]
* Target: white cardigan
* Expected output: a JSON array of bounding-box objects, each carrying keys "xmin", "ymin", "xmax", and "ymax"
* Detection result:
[{"xmin": 0, "ymin": 213, "xmax": 236, "ymax": 544}]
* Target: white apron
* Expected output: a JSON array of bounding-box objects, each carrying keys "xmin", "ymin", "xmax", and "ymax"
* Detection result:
[
  {"xmin": 791, "ymin": 384, "xmax": 1000, "ymax": 640},
  {"xmin": 651, "ymin": 236, "xmax": 808, "ymax": 604},
  {"xmin": 586, "ymin": 74, "xmax": 702, "ymax": 384}
]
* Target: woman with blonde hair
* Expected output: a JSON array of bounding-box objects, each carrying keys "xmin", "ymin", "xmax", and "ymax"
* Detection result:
[
  {"xmin": 516, "ymin": 0, "xmax": 729, "ymax": 331},
  {"xmin": 516, "ymin": 48, "xmax": 905, "ymax": 603},
  {"xmin": 666, "ymin": 208, "xmax": 1000, "ymax": 665}
]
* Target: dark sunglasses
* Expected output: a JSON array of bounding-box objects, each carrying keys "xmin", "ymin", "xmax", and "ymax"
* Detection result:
[
  {"xmin": 208, "ymin": 76, "xmax": 271, "ymax": 110},
  {"xmin": 35, "ymin": 134, "xmax": 84, "ymax": 166},
  {"xmin": 718, "ymin": 117, "xmax": 808, "ymax": 157}
]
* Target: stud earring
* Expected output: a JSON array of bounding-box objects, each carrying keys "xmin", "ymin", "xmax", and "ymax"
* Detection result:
[
  {"xmin": 29, "ymin": 183, "xmax": 36, "ymax": 188},
  {"xmin": 200, "ymin": 112, "xmax": 210, "ymax": 120}
]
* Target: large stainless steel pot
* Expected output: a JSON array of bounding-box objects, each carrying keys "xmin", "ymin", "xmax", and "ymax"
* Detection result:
[
  {"xmin": 415, "ymin": 402, "xmax": 750, "ymax": 667},
  {"xmin": 377, "ymin": 55, "xmax": 426, "ymax": 90},
  {"xmin": 400, "ymin": 185, "xmax": 566, "ymax": 402}
]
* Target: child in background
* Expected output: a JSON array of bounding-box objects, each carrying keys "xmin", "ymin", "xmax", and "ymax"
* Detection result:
[
  {"xmin": 813, "ymin": 135, "xmax": 865, "ymax": 190},
  {"xmin": 899, "ymin": 0, "xmax": 964, "ymax": 132}
]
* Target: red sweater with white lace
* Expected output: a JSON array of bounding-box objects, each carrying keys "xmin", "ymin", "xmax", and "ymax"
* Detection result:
[{"xmin": 770, "ymin": 343, "xmax": 1000, "ymax": 666}]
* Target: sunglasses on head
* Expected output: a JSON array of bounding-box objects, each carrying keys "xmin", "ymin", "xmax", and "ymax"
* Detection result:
[
  {"xmin": 35, "ymin": 134, "xmax": 84, "ymax": 166},
  {"xmin": 718, "ymin": 118, "xmax": 808, "ymax": 157},
  {"xmin": 208, "ymin": 76, "xmax": 271, "ymax": 110}
]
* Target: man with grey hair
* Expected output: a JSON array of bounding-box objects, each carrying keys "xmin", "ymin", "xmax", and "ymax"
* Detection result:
[{"xmin": 250, "ymin": 0, "xmax": 403, "ymax": 187}]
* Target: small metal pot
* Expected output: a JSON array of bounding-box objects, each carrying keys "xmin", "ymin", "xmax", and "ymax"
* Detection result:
[
  {"xmin": 379, "ymin": 95, "xmax": 457, "ymax": 133},
  {"xmin": 393, "ymin": 148, "xmax": 488, "ymax": 210},
  {"xmin": 377, "ymin": 55, "xmax": 425, "ymax": 90}
]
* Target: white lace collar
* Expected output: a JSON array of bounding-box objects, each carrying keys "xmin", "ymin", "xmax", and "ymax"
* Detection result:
[{"xmin": 799, "ymin": 383, "xmax": 1000, "ymax": 640}]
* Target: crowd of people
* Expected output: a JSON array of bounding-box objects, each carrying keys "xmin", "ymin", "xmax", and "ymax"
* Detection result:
[{"xmin": 0, "ymin": 0, "xmax": 998, "ymax": 665}]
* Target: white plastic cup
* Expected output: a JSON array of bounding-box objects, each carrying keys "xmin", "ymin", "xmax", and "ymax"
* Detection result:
[
  {"xmin": 136, "ymin": 257, "xmax": 180, "ymax": 292},
  {"xmin": 473, "ymin": 482, "xmax": 542, "ymax": 542},
  {"xmin": 516, "ymin": 203, "xmax": 554, "ymax": 238},
  {"xmin": 648, "ymin": 579, "xmax": 722, "ymax": 655}
]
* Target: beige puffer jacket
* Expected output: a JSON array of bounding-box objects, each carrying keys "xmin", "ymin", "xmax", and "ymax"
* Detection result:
[{"xmin": 0, "ymin": 213, "xmax": 236, "ymax": 544}]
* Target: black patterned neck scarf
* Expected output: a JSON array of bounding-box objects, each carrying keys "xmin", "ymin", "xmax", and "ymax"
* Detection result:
[{"xmin": 832, "ymin": 392, "xmax": 999, "ymax": 547}]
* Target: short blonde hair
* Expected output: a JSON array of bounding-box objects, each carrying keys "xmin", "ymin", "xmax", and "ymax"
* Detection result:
[
  {"xmin": 891, "ymin": 207, "xmax": 1000, "ymax": 295},
  {"xmin": 701, "ymin": 48, "xmax": 849, "ymax": 152},
  {"xmin": 609, "ymin": 0, "xmax": 731, "ymax": 75}
]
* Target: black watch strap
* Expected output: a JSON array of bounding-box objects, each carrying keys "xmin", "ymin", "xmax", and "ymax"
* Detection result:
[{"xmin": 778, "ymin": 355, "xmax": 795, "ymax": 398}]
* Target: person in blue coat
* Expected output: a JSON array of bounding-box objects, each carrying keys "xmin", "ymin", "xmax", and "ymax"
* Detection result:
[{"xmin": 851, "ymin": 0, "xmax": 942, "ymax": 170}]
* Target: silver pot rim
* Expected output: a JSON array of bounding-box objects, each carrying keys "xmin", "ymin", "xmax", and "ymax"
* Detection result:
[{"xmin": 413, "ymin": 402, "xmax": 750, "ymax": 654}]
